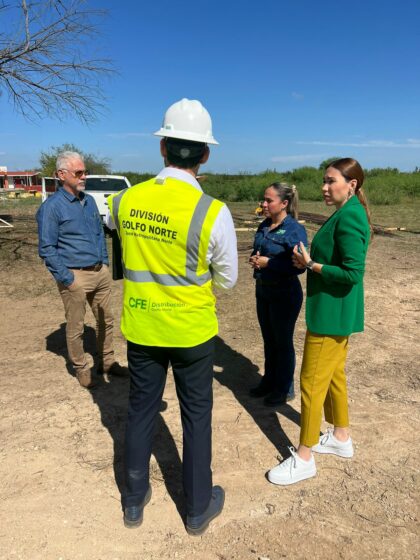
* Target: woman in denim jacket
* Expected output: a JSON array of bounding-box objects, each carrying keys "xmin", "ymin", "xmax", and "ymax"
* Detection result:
[{"xmin": 249, "ymin": 183, "xmax": 307, "ymax": 406}]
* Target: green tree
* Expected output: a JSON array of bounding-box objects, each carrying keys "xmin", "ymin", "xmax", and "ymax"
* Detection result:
[
  {"xmin": 40, "ymin": 144, "xmax": 111, "ymax": 177},
  {"xmin": 114, "ymin": 171, "xmax": 155, "ymax": 186},
  {"xmin": 319, "ymin": 157, "xmax": 341, "ymax": 170}
]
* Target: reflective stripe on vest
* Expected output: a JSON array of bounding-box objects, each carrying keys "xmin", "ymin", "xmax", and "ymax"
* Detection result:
[
  {"xmin": 111, "ymin": 176, "xmax": 223, "ymax": 347},
  {"xmin": 111, "ymin": 187, "xmax": 128, "ymax": 235},
  {"xmin": 112, "ymin": 179, "xmax": 214, "ymax": 287}
]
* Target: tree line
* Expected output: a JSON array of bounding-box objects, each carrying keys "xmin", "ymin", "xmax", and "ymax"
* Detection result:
[{"xmin": 39, "ymin": 145, "xmax": 420, "ymax": 206}]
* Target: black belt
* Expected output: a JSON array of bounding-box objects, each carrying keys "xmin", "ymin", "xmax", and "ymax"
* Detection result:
[{"xmin": 72, "ymin": 263, "xmax": 103, "ymax": 271}]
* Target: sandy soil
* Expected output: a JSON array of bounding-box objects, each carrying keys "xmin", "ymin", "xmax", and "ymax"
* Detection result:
[{"xmin": 0, "ymin": 208, "xmax": 419, "ymax": 560}]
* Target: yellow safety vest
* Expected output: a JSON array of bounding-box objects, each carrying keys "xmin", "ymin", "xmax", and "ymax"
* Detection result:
[{"xmin": 108, "ymin": 176, "xmax": 225, "ymax": 347}]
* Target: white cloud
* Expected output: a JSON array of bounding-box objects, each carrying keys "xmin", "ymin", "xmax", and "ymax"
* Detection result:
[
  {"xmin": 106, "ymin": 132, "xmax": 150, "ymax": 139},
  {"xmin": 271, "ymin": 153, "xmax": 328, "ymax": 163},
  {"xmin": 291, "ymin": 92, "xmax": 304, "ymax": 100},
  {"xmin": 296, "ymin": 139, "xmax": 420, "ymax": 148}
]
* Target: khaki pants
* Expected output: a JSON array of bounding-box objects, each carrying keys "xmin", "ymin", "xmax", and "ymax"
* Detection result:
[
  {"xmin": 57, "ymin": 266, "xmax": 114, "ymax": 375},
  {"xmin": 300, "ymin": 331, "xmax": 350, "ymax": 447}
]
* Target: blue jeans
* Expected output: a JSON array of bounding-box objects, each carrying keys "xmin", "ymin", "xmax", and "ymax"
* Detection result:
[{"xmin": 256, "ymin": 278, "xmax": 303, "ymax": 396}]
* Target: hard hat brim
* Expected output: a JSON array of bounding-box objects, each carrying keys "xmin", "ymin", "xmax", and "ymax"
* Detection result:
[{"xmin": 154, "ymin": 128, "xmax": 219, "ymax": 145}]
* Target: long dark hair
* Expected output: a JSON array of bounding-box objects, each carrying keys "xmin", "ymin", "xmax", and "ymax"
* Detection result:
[{"xmin": 327, "ymin": 158, "xmax": 373, "ymax": 236}]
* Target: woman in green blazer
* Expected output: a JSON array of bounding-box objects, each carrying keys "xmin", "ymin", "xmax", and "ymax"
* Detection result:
[{"xmin": 267, "ymin": 158, "xmax": 372, "ymax": 486}]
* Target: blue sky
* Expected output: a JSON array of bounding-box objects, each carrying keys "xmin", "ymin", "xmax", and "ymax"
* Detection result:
[{"xmin": 1, "ymin": 0, "xmax": 419, "ymax": 173}]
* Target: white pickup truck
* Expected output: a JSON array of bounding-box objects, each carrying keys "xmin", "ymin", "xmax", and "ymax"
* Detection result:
[{"xmin": 84, "ymin": 175, "xmax": 131, "ymax": 224}]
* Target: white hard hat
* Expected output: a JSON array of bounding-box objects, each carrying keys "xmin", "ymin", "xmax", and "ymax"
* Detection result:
[{"xmin": 154, "ymin": 98, "xmax": 218, "ymax": 145}]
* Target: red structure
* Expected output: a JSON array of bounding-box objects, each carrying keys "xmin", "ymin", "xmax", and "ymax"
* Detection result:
[{"xmin": 0, "ymin": 170, "xmax": 43, "ymax": 191}]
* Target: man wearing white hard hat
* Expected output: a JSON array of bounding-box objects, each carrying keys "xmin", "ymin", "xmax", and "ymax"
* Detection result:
[{"xmin": 108, "ymin": 99, "xmax": 238, "ymax": 534}]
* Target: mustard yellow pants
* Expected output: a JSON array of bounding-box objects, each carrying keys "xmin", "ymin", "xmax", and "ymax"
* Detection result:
[{"xmin": 300, "ymin": 331, "xmax": 350, "ymax": 447}]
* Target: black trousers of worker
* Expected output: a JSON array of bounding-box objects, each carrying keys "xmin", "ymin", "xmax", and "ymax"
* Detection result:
[{"xmin": 123, "ymin": 337, "xmax": 214, "ymax": 517}]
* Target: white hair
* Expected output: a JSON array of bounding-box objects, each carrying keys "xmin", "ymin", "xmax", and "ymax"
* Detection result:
[{"xmin": 56, "ymin": 151, "xmax": 84, "ymax": 171}]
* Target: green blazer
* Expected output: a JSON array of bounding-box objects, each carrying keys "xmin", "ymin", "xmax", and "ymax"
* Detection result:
[{"xmin": 306, "ymin": 196, "xmax": 370, "ymax": 336}]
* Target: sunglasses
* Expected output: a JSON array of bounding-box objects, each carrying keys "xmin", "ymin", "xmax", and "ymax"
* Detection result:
[{"xmin": 60, "ymin": 169, "xmax": 88, "ymax": 178}]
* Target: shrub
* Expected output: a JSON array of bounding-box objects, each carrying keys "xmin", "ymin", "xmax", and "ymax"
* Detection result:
[{"xmin": 114, "ymin": 167, "xmax": 420, "ymax": 205}]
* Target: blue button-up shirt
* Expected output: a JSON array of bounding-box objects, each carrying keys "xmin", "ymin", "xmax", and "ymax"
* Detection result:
[
  {"xmin": 36, "ymin": 187, "xmax": 108, "ymax": 286},
  {"xmin": 252, "ymin": 214, "xmax": 308, "ymax": 282}
]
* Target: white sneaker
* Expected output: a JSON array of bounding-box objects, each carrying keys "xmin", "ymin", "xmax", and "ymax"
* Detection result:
[
  {"xmin": 268, "ymin": 447, "xmax": 316, "ymax": 486},
  {"xmin": 312, "ymin": 428, "xmax": 354, "ymax": 458}
]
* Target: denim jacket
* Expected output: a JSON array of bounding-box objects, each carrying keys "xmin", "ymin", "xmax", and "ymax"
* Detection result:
[{"xmin": 252, "ymin": 215, "xmax": 307, "ymax": 282}]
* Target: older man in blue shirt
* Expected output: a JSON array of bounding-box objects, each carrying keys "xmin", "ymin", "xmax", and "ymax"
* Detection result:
[{"xmin": 36, "ymin": 151, "xmax": 124, "ymax": 388}]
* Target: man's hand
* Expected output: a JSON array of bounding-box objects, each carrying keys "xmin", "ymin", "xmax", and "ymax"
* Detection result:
[{"xmin": 67, "ymin": 280, "xmax": 80, "ymax": 291}]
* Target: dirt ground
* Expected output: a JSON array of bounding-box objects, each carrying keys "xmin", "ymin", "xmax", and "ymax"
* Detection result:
[{"xmin": 0, "ymin": 206, "xmax": 419, "ymax": 560}]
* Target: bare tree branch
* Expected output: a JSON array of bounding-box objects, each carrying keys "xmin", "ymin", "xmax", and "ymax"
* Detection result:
[
  {"xmin": 0, "ymin": 0, "xmax": 114, "ymax": 123},
  {"xmin": 22, "ymin": 0, "xmax": 30, "ymax": 49}
]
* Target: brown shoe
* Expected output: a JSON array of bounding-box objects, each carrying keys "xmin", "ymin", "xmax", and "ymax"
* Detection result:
[
  {"xmin": 76, "ymin": 369, "xmax": 99, "ymax": 389},
  {"xmin": 98, "ymin": 362, "xmax": 129, "ymax": 378}
]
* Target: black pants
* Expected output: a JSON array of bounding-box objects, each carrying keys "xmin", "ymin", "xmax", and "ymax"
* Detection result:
[
  {"xmin": 256, "ymin": 278, "xmax": 303, "ymax": 396},
  {"xmin": 123, "ymin": 337, "xmax": 214, "ymax": 517}
]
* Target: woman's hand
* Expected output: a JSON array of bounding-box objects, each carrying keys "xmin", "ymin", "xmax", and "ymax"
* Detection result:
[
  {"xmin": 292, "ymin": 242, "xmax": 310, "ymax": 269},
  {"xmin": 249, "ymin": 252, "xmax": 259, "ymax": 269},
  {"xmin": 255, "ymin": 255, "xmax": 269, "ymax": 269},
  {"xmin": 249, "ymin": 251, "xmax": 269, "ymax": 270}
]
